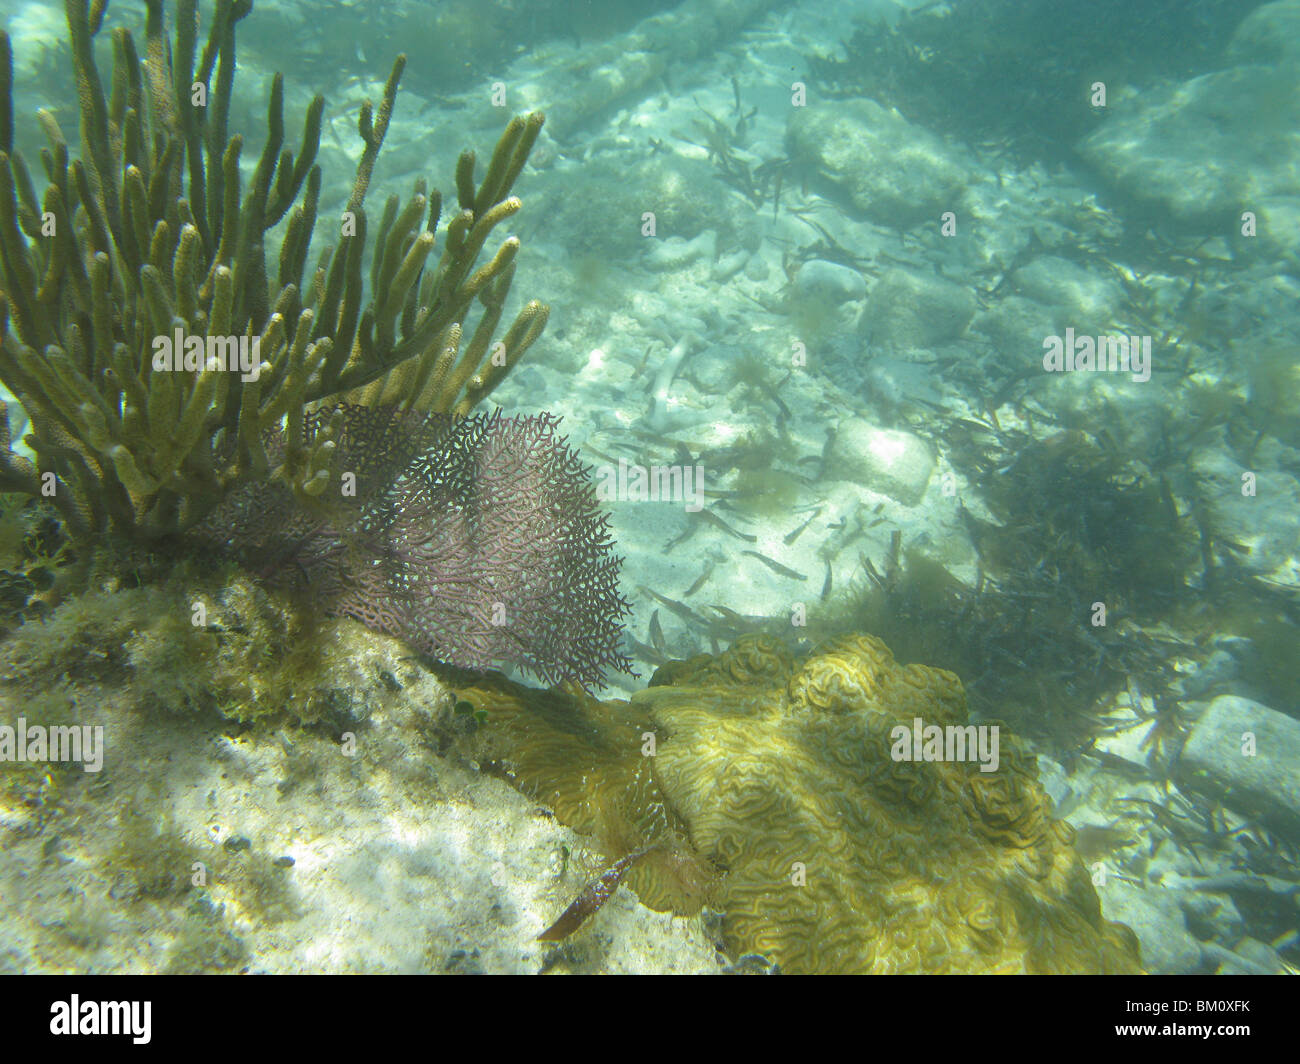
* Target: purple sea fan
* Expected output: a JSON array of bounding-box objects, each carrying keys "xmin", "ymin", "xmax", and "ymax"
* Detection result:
[
  {"xmin": 193, "ymin": 405, "xmax": 635, "ymax": 689},
  {"xmin": 357, "ymin": 408, "xmax": 635, "ymax": 687}
]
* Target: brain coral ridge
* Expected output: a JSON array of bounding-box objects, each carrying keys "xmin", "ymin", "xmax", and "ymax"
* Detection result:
[{"xmin": 452, "ymin": 633, "xmax": 1143, "ymax": 974}]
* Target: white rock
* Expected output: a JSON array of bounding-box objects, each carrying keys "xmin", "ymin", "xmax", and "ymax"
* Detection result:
[
  {"xmin": 823, "ymin": 418, "xmax": 936, "ymax": 506},
  {"xmin": 1098, "ymin": 880, "xmax": 1202, "ymax": 974},
  {"xmin": 644, "ymin": 230, "xmax": 717, "ymax": 270},
  {"xmin": 795, "ymin": 259, "xmax": 866, "ymax": 303},
  {"xmin": 1175, "ymin": 694, "xmax": 1300, "ymax": 841}
]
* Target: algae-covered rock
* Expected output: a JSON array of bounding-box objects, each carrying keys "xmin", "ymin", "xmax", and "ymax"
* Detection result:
[
  {"xmin": 786, "ymin": 101, "xmax": 973, "ymax": 226},
  {"xmin": 1077, "ymin": 64, "xmax": 1300, "ymax": 226},
  {"xmin": 1008, "ymin": 256, "xmax": 1124, "ymax": 334},
  {"xmin": 861, "ymin": 267, "xmax": 976, "ymax": 350},
  {"xmin": 453, "ymin": 634, "xmax": 1143, "ymax": 974}
]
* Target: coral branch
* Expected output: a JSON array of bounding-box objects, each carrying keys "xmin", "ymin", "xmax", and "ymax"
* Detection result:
[{"xmin": 0, "ymin": 2, "xmax": 548, "ymax": 541}]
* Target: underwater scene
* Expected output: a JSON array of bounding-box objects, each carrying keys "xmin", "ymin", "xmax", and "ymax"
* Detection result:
[{"xmin": 0, "ymin": 0, "xmax": 1296, "ymax": 979}]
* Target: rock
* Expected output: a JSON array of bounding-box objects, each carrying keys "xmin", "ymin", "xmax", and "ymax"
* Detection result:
[
  {"xmin": 859, "ymin": 356, "xmax": 944, "ymax": 413},
  {"xmin": 861, "ymin": 268, "xmax": 975, "ymax": 350},
  {"xmin": 1226, "ymin": 0, "xmax": 1300, "ymax": 65},
  {"xmin": 1178, "ymin": 890, "xmax": 1244, "ymax": 944},
  {"xmin": 0, "ymin": 611, "xmax": 726, "ymax": 974},
  {"xmin": 969, "ymin": 295, "xmax": 1061, "ymax": 373},
  {"xmin": 1203, "ymin": 940, "xmax": 1283, "ymax": 975},
  {"xmin": 644, "ymin": 230, "xmax": 717, "ymax": 270},
  {"xmin": 684, "ymin": 344, "xmax": 745, "ymax": 396},
  {"xmin": 546, "ymin": 153, "xmax": 738, "ymax": 259},
  {"xmin": 1010, "ymin": 256, "xmax": 1124, "ymax": 332},
  {"xmin": 1035, "ymin": 755, "xmax": 1076, "ymax": 816},
  {"xmin": 1174, "ymin": 694, "xmax": 1300, "ymax": 842},
  {"xmin": 795, "ymin": 259, "xmax": 867, "ymax": 303},
  {"xmin": 1226, "ymin": 937, "xmax": 1285, "ymax": 974},
  {"xmin": 787, "ymin": 100, "xmax": 973, "ymax": 226},
  {"xmin": 1189, "ymin": 441, "xmax": 1300, "ymax": 590},
  {"xmin": 711, "ymin": 247, "xmax": 749, "ymax": 282},
  {"xmin": 823, "ymin": 418, "xmax": 935, "ymax": 506},
  {"xmin": 1098, "ymin": 880, "xmax": 1201, "ymax": 974},
  {"xmin": 1077, "ymin": 64, "xmax": 1300, "ymax": 226},
  {"xmin": 1177, "ymin": 647, "xmax": 1241, "ymax": 700},
  {"xmin": 1231, "ymin": 195, "xmax": 1300, "ymax": 265}
]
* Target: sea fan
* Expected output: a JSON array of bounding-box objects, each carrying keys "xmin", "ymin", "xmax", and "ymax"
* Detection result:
[{"xmin": 191, "ymin": 405, "xmax": 634, "ymax": 689}]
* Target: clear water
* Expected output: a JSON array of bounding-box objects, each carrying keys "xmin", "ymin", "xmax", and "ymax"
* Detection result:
[{"xmin": 0, "ymin": 0, "xmax": 1295, "ymax": 977}]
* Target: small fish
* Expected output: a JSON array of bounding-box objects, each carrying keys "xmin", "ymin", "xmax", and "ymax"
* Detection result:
[
  {"xmin": 742, "ymin": 550, "xmax": 807, "ymax": 581},
  {"xmin": 663, "ymin": 521, "xmax": 698, "ymax": 551},
  {"xmin": 820, "ymin": 559, "xmax": 833, "ymax": 601},
  {"xmin": 782, "ymin": 506, "xmax": 822, "ymax": 546},
  {"xmin": 705, "ymin": 603, "xmax": 750, "ymax": 629},
  {"xmin": 682, "ymin": 561, "xmax": 714, "ymax": 597},
  {"xmin": 648, "ymin": 609, "xmax": 666, "ymax": 654},
  {"xmin": 626, "ymin": 635, "xmax": 667, "ymax": 667},
  {"xmin": 1071, "ymin": 823, "xmax": 1137, "ymax": 863},
  {"xmin": 703, "ymin": 603, "xmax": 778, "ymax": 638},
  {"xmin": 537, "ymin": 848, "xmax": 653, "ymax": 942},
  {"xmin": 755, "ymin": 374, "xmax": 791, "ymax": 419},
  {"xmin": 579, "ymin": 441, "xmax": 628, "ymax": 467},
  {"xmin": 953, "ymin": 417, "xmax": 999, "ymax": 436},
  {"xmin": 698, "ymin": 508, "xmax": 758, "ymax": 543},
  {"xmin": 640, "ymin": 586, "xmax": 709, "ymax": 628}
]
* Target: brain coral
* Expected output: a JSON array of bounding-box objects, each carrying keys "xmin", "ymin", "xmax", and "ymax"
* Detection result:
[{"xmin": 452, "ymin": 633, "xmax": 1142, "ymax": 974}]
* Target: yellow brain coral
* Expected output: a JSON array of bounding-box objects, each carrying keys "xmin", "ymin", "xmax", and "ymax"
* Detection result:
[{"xmin": 453, "ymin": 633, "xmax": 1142, "ymax": 974}]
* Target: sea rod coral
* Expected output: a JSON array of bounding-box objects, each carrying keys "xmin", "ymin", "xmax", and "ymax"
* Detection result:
[{"xmin": 0, "ymin": 0, "xmax": 547, "ymax": 541}]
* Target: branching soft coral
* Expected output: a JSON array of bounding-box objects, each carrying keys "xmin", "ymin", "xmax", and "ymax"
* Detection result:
[{"xmin": 0, "ymin": 0, "xmax": 547, "ymax": 540}]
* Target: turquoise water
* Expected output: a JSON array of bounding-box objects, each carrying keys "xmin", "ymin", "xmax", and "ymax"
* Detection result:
[{"xmin": 0, "ymin": 0, "xmax": 1295, "ymax": 975}]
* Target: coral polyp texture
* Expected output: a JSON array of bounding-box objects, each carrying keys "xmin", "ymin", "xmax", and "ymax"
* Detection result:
[
  {"xmin": 0, "ymin": 0, "xmax": 547, "ymax": 541},
  {"xmin": 453, "ymin": 633, "xmax": 1143, "ymax": 973},
  {"xmin": 191, "ymin": 404, "xmax": 634, "ymax": 688}
]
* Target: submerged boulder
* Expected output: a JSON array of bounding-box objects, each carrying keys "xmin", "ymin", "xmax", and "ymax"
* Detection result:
[
  {"xmin": 823, "ymin": 417, "xmax": 936, "ymax": 507},
  {"xmin": 1077, "ymin": 64, "xmax": 1300, "ymax": 226},
  {"xmin": 787, "ymin": 100, "xmax": 973, "ymax": 226}
]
